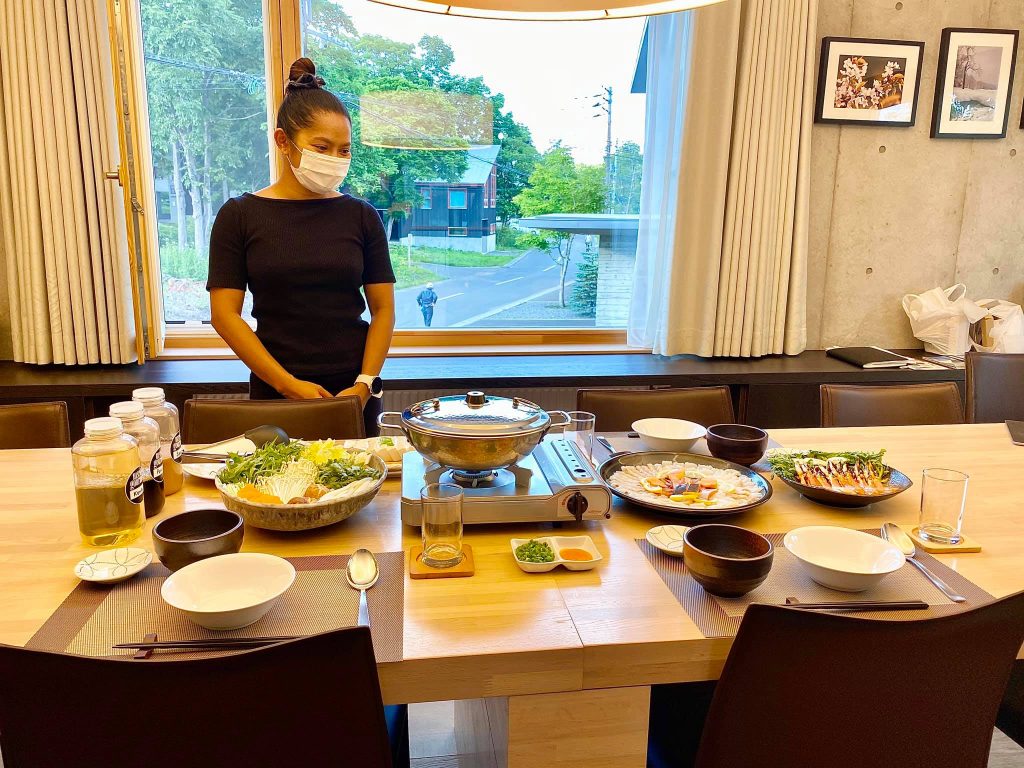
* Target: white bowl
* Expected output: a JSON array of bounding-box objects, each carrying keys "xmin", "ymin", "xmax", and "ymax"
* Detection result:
[
  {"xmin": 631, "ymin": 418, "xmax": 707, "ymax": 452},
  {"xmin": 161, "ymin": 553, "xmax": 296, "ymax": 630},
  {"xmin": 784, "ymin": 526, "xmax": 905, "ymax": 593}
]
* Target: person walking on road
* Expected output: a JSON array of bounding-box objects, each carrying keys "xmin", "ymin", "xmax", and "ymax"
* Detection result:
[{"xmin": 417, "ymin": 282, "xmax": 438, "ymax": 327}]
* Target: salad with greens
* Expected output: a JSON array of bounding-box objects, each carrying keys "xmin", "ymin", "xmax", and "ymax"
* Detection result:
[
  {"xmin": 217, "ymin": 439, "xmax": 382, "ymax": 505},
  {"xmin": 765, "ymin": 449, "xmax": 891, "ymax": 496}
]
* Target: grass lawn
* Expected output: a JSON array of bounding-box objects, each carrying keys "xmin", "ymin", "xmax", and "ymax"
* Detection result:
[
  {"xmin": 391, "ymin": 259, "xmax": 441, "ymax": 290},
  {"xmin": 390, "ymin": 244, "xmax": 523, "ymax": 269}
]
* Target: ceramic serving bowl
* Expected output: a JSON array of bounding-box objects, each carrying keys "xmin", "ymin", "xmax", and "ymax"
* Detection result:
[
  {"xmin": 783, "ymin": 526, "xmax": 904, "ymax": 592},
  {"xmin": 161, "ymin": 552, "xmax": 296, "ymax": 630},
  {"xmin": 152, "ymin": 508, "xmax": 244, "ymax": 572},
  {"xmin": 779, "ymin": 467, "xmax": 913, "ymax": 509},
  {"xmin": 631, "ymin": 418, "xmax": 707, "ymax": 452},
  {"xmin": 683, "ymin": 524, "xmax": 773, "ymax": 597},
  {"xmin": 705, "ymin": 424, "xmax": 769, "ymax": 466}
]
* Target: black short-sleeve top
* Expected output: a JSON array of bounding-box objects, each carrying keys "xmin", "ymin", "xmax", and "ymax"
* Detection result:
[{"xmin": 206, "ymin": 193, "xmax": 396, "ymax": 376}]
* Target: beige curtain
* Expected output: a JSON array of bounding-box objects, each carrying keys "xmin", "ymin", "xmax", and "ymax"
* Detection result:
[
  {"xmin": 629, "ymin": 0, "xmax": 816, "ymax": 357},
  {"xmin": 0, "ymin": 0, "xmax": 137, "ymax": 364}
]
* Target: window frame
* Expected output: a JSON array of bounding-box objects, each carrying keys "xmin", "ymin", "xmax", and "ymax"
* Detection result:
[
  {"xmin": 420, "ymin": 187, "xmax": 432, "ymax": 209},
  {"xmin": 447, "ymin": 188, "xmax": 468, "ymax": 210},
  {"xmin": 115, "ymin": 0, "xmax": 632, "ymax": 358},
  {"xmin": 447, "ymin": 226, "xmax": 468, "ymax": 237}
]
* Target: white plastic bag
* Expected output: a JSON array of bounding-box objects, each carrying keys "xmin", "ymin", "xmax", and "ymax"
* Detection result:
[
  {"xmin": 973, "ymin": 299, "xmax": 1024, "ymax": 353},
  {"xmin": 901, "ymin": 284, "xmax": 988, "ymax": 355}
]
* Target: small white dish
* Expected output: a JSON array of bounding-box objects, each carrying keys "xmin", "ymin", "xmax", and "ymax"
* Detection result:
[
  {"xmin": 510, "ymin": 535, "xmax": 603, "ymax": 573},
  {"xmin": 784, "ymin": 526, "xmax": 904, "ymax": 592},
  {"xmin": 631, "ymin": 418, "xmax": 707, "ymax": 452},
  {"xmin": 182, "ymin": 463, "xmax": 223, "ymax": 481},
  {"xmin": 161, "ymin": 552, "xmax": 296, "ymax": 630},
  {"xmin": 75, "ymin": 548, "xmax": 152, "ymax": 584},
  {"xmin": 183, "ymin": 436, "xmax": 258, "ymax": 481},
  {"xmin": 645, "ymin": 525, "xmax": 690, "ymax": 557}
]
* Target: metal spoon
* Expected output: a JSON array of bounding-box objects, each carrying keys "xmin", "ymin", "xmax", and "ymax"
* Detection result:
[
  {"xmin": 881, "ymin": 523, "xmax": 966, "ymax": 603},
  {"xmin": 345, "ymin": 548, "xmax": 380, "ymax": 628}
]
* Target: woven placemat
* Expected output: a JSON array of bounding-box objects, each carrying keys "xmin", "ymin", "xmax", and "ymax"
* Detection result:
[
  {"xmin": 27, "ymin": 552, "xmax": 403, "ymax": 663},
  {"xmin": 638, "ymin": 532, "xmax": 992, "ymax": 638}
]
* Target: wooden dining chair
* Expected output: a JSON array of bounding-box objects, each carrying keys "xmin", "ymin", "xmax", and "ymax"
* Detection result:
[
  {"xmin": 182, "ymin": 396, "xmax": 366, "ymax": 443},
  {"xmin": 577, "ymin": 386, "xmax": 735, "ymax": 432},
  {"xmin": 966, "ymin": 351, "xmax": 1024, "ymax": 423},
  {"xmin": 0, "ymin": 626, "xmax": 408, "ymax": 768},
  {"xmin": 648, "ymin": 592, "xmax": 1024, "ymax": 768},
  {"xmin": 819, "ymin": 383, "xmax": 964, "ymax": 427},
  {"xmin": 997, "ymin": 661, "xmax": 1024, "ymax": 749},
  {"xmin": 0, "ymin": 401, "xmax": 71, "ymax": 449}
]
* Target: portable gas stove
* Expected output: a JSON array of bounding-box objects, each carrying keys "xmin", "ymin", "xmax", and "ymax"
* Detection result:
[{"xmin": 400, "ymin": 437, "xmax": 612, "ymax": 525}]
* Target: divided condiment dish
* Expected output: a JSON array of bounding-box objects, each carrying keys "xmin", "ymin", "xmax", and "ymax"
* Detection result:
[{"xmin": 510, "ymin": 535, "xmax": 602, "ymax": 572}]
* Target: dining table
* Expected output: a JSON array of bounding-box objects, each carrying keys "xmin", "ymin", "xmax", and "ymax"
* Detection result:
[{"xmin": 1, "ymin": 422, "xmax": 1022, "ymax": 767}]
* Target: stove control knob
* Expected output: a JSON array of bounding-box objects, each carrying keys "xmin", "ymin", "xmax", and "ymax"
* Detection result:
[
  {"xmin": 466, "ymin": 391, "xmax": 486, "ymax": 407},
  {"xmin": 566, "ymin": 491, "xmax": 587, "ymax": 522}
]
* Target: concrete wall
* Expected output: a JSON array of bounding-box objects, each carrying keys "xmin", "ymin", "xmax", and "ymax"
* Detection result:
[{"xmin": 809, "ymin": 0, "xmax": 1024, "ymax": 349}]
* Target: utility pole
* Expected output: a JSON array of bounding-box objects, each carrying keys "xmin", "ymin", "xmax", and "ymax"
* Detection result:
[{"xmin": 592, "ymin": 86, "xmax": 613, "ymax": 213}]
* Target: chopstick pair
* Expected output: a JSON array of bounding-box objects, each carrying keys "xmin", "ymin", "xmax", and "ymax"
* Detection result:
[
  {"xmin": 115, "ymin": 635, "xmax": 297, "ymax": 651},
  {"xmin": 782, "ymin": 597, "xmax": 928, "ymax": 612}
]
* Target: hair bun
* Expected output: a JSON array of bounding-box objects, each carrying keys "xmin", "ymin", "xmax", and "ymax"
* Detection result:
[{"xmin": 286, "ymin": 57, "xmax": 325, "ymax": 92}]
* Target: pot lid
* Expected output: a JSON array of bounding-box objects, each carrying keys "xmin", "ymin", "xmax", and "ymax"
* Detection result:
[{"xmin": 404, "ymin": 392, "xmax": 550, "ymax": 437}]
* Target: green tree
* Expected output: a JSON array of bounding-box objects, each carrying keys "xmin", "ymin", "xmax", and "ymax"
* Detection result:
[
  {"xmin": 492, "ymin": 95, "xmax": 538, "ymax": 225},
  {"xmin": 569, "ymin": 238, "xmax": 599, "ymax": 317},
  {"xmin": 609, "ymin": 140, "xmax": 643, "ymax": 214},
  {"xmin": 514, "ymin": 145, "xmax": 606, "ymax": 306}
]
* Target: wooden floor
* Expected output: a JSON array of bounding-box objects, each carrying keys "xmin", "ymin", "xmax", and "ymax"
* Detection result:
[{"xmin": 407, "ymin": 701, "xmax": 1024, "ymax": 767}]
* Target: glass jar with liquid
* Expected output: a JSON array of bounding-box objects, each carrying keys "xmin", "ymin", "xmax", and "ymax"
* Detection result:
[
  {"xmin": 109, "ymin": 401, "xmax": 164, "ymax": 518},
  {"xmin": 72, "ymin": 417, "xmax": 145, "ymax": 547},
  {"xmin": 132, "ymin": 387, "xmax": 183, "ymax": 495}
]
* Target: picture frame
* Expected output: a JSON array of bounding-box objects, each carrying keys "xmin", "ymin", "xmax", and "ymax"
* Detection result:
[
  {"xmin": 815, "ymin": 36, "xmax": 926, "ymax": 127},
  {"xmin": 931, "ymin": 27, "xmax": 1019, "ymax": 139}
]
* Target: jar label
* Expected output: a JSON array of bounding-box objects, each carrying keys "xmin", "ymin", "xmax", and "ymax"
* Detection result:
[
  {"xmin": 125, "ymin": 467, "xmax": 144, "ymax": 504},
  {"xmin": 150, "ymin": 449, "xmax": 164, "ymax": 482},
  {"xmin": 171, "ymin": 432, "xmax": 183, "ymax": 462}
]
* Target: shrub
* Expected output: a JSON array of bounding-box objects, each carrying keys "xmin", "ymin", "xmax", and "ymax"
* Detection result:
[
  {"xmin": 159, "ymin": 244, "xmax": 207, "ymax": 281},
  {"xmin": 569, "ymin": 243, "xmax": 598, "ymax": 317}
]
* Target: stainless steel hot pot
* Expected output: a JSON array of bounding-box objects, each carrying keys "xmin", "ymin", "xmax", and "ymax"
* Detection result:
[{"xmin": 377, "ymin": 391, "xmax": 570, "ymax": 472}]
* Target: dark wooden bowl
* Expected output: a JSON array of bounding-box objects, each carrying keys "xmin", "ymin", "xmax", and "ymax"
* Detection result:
[
  {"xmin": 683, "ymin": 524, "xmax": 773, "ymax": 597},
  {"xmin": 706, "ymin": 424, "xmax": 769, "ymax": 467},
  {"xmin": 152, "ymin": 508, "xmax": 244, "ymax": 572}
]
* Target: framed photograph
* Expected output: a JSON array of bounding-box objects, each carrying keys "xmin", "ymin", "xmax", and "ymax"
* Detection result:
[
  {"xmin": 932, "ymin": 28, "xmax": 1019, "ymax": 139},
  {"xmin": 815, "ymin": 37, "xmax": 925, "ymax": 127}
]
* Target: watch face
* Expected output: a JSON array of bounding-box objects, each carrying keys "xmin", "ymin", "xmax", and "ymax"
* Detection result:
[{"xmin": 371, "ymin": 376, "xmax": 383, "ymax": 395}]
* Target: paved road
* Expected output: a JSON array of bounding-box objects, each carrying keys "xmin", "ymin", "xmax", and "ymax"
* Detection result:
[{"xmin": 391, "ymin": 240, "xmax": 587, "ymax": 329}]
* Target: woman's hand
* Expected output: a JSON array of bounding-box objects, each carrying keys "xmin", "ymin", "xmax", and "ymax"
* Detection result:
[
  {"xmin": 279, "ymin": 377, "xmax": 333, "ymax": 399},
  {"xmin": 336, "ymin": 384, "xmax": 370, "ymax": 406}
]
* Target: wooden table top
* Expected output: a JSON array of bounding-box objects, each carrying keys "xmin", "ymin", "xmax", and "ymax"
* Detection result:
[{"xmin": 1, "ymin": 423, "xmax": 1020, "ymax": 704}]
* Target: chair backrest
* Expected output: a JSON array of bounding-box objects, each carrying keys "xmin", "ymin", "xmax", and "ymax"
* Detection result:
[
  {"xmin": 0, "ymin": 627, "xmax": 394, "ymax": 768},
  {"xmin": 695, "ymin": 592, "xmax": 1024, "ymax": 768},
  {"xmin": 966, "ymin": 351, "xmax": 1024, "ymax": 423},
  {"xmin": 183, "ymin": 396, "xmax": 366, "ymax": 444},
  {"xmin": 577, "ymin": 386, "xmax": 735, "ymax": 432},
  {"xmin": 819, "ymin": 383, "xmax": 964, "ymax": 427},
  {"xmin": 0, "ymin": 401, "xmax": 71, "ymax": 449}
]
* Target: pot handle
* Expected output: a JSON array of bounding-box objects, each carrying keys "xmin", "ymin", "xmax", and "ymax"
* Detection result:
[
  {"xmin": 546, "ymin": 410, "xmax": 572, "ymax": 430},
  {"xmin": 376, "ymin": 411, "xmax": 406, "ymax": 434}
]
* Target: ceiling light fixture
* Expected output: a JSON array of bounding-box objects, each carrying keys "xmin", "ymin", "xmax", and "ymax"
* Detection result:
[{"xmin": 368, "ymin": 0, "xmax": 727, "ymax": 22}]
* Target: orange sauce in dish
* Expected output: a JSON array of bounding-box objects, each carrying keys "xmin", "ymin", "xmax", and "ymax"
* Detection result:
[{"xmin": 559, "ymin": 548, "xmax": 593, "ymax": 561}]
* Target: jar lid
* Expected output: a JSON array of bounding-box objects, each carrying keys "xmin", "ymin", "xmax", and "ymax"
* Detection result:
[
  {"xmin": 132, "ymin": 387, "xmax": 165, "ymax": 404},
  {"xmin": 109, "ymin": 401, "xmax": 144, "ymax": 420},
  {"xmin": 403, "ymin": 392, "xmax": 549, "ymax": 437},
  {"xmin": 84, "ymin": 417, "xmax": 123, "ymax": 437}
]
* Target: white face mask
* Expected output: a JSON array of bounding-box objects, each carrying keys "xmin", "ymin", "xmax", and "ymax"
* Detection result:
[{"xmin": 286, "ymin": 141, "xmax": 351, "ymax": 194}]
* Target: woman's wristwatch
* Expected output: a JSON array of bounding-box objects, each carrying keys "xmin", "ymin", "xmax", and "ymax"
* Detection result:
[{"xmin": 355, "ymin": 374, "xmax": 384, "ymax": 398}]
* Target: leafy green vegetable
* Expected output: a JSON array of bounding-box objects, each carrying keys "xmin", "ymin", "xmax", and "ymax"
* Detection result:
[
  {"xmin": 217, "ymin": 441, "xmax": 305, "ymax": 485},
  {"xmin": 515, "ymin": 539, "xmax": 555, "ymax": 563},
  {"xmin": 379, "ymin": 437, "xmax": 394, "ymax": 447},
  {"xmin": 316, "ymin": 460, "xmax": 382, "ymax": 490},
  {"xmin": 766, "ymin": 449, "xmax": 888, "ymax": 481}
]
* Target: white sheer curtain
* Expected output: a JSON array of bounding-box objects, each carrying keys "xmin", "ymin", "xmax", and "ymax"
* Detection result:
[
  {"xmin": 0, "ymin": 0, "xmax": 137, "ymax": 364},
  {"xmin": 629, "ymin": 0, "xmax": 815, "ymax": 358}
]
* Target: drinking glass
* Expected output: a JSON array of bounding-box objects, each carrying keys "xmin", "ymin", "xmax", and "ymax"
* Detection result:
[
  {"xmin": 421, "ymin": 483, "xmax": 464, "ymax": 568},
  {"xmin": 566, "ymin": 411, "xmax": 596, "ymax": 462},
  {"xmin": 918, "ymin": 468, "xmax": 969, "ymax": 544}
]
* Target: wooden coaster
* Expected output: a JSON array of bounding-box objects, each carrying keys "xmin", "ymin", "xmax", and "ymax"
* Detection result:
[
  {"xmin": 907, "ymin": 528, "xmax": 982, "ymax": 554},
  {"xmin": 409, "ymin": 544, "xmax": 475, "ymax": 579}
]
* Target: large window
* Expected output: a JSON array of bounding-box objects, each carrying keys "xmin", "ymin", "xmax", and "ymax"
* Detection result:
[{"xmin": 124, "ymin": 0, "xmax": 648, "ymax": 349}]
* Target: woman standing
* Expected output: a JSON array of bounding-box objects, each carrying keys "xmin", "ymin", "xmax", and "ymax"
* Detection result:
[{"xmin": 207, "ymin": 58, "xmax": 395, "ymax": 436}]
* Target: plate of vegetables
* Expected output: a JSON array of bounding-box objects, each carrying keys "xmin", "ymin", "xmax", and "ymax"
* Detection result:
[
  {"xmin": 765, "ymin": 449, "xmax": 912, "ymax": 508},
  {"xmin": 214, "ymin": 440, "xmax": 387, "ymax": 531},
  {"xmin": 341, "ymin": 435, "xmax": 414, "ymax": 475}
]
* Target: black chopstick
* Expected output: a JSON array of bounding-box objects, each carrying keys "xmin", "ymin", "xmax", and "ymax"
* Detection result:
[
  {"xmin": 781, "ymin": 599, "xmax": 928, "ymax": 612},
  {"xmin": 114, "ymin": 636, "xmax": 297, "ymax": 650}
]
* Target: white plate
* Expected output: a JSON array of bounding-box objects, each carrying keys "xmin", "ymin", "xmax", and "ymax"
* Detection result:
[
  {"xmin": 182, "ymin": 463, "xmax": 223, "ymax": 481},
  {"xmin": 645, "ymin": 525, "xmax": 690, "ymax": 557},
  {"xmin": 74, "ymin": 548, "xmax": 152, "ymax": 584},
  {"xmin": 784, "ymin": 526, "xmax": 904, "ymax": 592},
  {"xmin": 510, "ymin": 535, "xmax": 603, "ymax": 572},
  {"xmin": 182, "ymin": 436, "xmax": 258, "ymax": 481}
]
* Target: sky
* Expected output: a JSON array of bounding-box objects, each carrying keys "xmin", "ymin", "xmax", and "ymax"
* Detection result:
[{"xmin": 334, "ymin": 1, "xmax": 647, "ymax": 165}]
